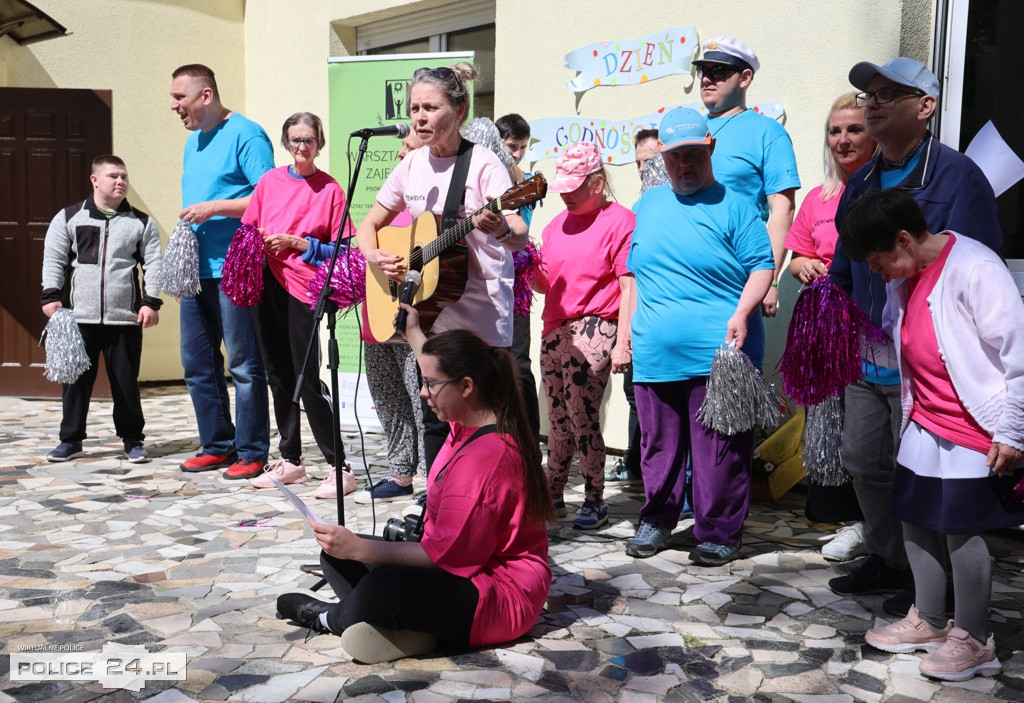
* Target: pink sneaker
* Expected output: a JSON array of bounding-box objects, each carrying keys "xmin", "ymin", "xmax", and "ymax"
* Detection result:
[
  {"xmin": 251, "ymin": 458, "xmax": 307, "ymax": 488},
  {"xmin": 314, "ymin": 463, "xmax": 357, "ymax": 499},
  {"xmin": 919, "ymin": 626, "xmax": 1002, "ymax": 681},
  {"xmin": 865, "ymin": 605, "xmax": 951, "ymax": 653}
]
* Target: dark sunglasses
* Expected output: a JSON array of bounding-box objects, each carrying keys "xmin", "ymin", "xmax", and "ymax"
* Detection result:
[
  {"xmin": 698, "ymin": 65, "xmax": 740, "ymax": 82},
  {"xmin": 415, "ymin": 66, "xmax": 457, "ymax": 82}
]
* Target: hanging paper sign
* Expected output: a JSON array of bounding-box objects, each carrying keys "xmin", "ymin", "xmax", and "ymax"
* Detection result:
[
  {"xmin": 524, "ymin": 101, "xmax": 785, "ymax": 167},
  {"xmin": 565, "ymin": 27, "xmax": 699, "ymax": 93}
]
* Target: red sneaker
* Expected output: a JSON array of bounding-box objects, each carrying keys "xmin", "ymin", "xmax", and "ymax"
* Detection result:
[
  {"xmin": 223, "ymin": 459, "xmax": 265, "ymax": 480},
  {"xmin": 180, "ymin": 453, "xmax": 234, "ymax": 473}
]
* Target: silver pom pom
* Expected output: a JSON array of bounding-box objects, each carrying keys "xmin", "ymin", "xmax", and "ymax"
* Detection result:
[
  {"xmin": 161, "ymin": 221, "xmax": 200, "ymax": 298},
  {"xmin": 462, "ymin": 117, "xmax": 515, "ymax": 169},
  {"xmin": 640, "ymin": 152, "xmax": 669, "ymax": 193},
  {"xmin": 697, "ymin": 344, "xmax": 783, "ymax": 436},
  {"xmin": 802, "ymin": 396, "xmax": 849, "ymax": 486},
  {"xmin": 42, "ymin": 309, "xmax": 90, "ymax": 384}
]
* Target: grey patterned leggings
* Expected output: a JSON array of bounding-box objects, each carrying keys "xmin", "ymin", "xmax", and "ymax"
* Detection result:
[{"xmin": 364, "ymin": 341, "xmax": 425, "ymax": 478}]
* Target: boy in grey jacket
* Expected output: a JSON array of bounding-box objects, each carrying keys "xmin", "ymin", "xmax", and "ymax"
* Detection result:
[{"xmin": 41, "ymin": 155, "xmax": 163, "ymax": 463}]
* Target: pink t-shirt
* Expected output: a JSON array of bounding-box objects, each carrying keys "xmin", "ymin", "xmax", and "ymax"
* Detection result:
[
  {"xmin": 242, "ymin": 166, "xmax": 351, "ymax": 301},
  {"xmin": 376, "ymin": 144, "xmax": 515, "ymax": 347},
  {"xmin": 784, "ymin": 184, "xmax": 840, "ymax": 269},
  {"xmin": 540, "ymin": 201, "xmax": 634, "ymax": 337},
  {"xmin": 901, "ymin": 234, "xmax": 992, "ymax": 453},
  {"xmin": 421, "ymin": 423, "xmax": 551, "ymax": 647}
]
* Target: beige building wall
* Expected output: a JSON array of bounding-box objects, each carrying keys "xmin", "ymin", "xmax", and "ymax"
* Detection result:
[{"xmin": 0, "ymin": 0, "xmax": 246, "ymax": 382}]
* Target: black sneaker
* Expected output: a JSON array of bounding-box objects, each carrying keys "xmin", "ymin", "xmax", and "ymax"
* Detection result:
[
  {"xmin": 882, "ymin": 584, "xmax": 914, "ymax": 618},
  {"xmin": 47, "ymin": 441, "xmax": 83, "ymax": 462},
  {"xmin": 276, "ymin": 592, "xmax": 334, "ymax": 633},
  {"xmin": 828, "ymin": 554, "xmax": 912, "ymax": 595}
]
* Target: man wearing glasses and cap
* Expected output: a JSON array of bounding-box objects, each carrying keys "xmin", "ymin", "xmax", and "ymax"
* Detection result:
[
  {"xmin": 827, "ymin": 57, "xmax": 1002, "ymax": 617},
  {"xmin": 692, "ymin": 36, "xmax": 800, "ymax": 318}
]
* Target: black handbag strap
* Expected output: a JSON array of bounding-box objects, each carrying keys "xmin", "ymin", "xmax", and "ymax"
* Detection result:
[
  {"xmin": 440, "ymin": 139, "xmax": 474, "ymax": 233},
  {"xmin": 412, "ymin": 424, "xmax": 497, "ymax": 535}
]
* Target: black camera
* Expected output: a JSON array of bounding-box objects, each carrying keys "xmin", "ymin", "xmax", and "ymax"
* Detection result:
[{"xmin": 382, "ymin": 513, "xmax": 423, "ymax": 542}]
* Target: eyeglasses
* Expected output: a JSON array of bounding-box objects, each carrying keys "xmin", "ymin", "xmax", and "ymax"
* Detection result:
[
  {"xmin": 287, "ymin": 137, "xmax": 319, "ymax": 148},
  {"xmin": 855, "ymin": 88, "xmax": 924, "ymax": 107},
  {"xmin": 422, "ymin": 377, "xmax": 459, "ymax": 397},
  {"xmin": 414, "ymin": 66, "xmax": 456, "ymax": 82},
  {"xmin": 698, "ymin": 65, "xmax": 739, "ymax": 83}
]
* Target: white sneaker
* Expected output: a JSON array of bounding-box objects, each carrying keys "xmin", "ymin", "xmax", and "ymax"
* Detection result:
[{"xmin": 821, "ymin": 522, "xmax": 868, "ymax": 561}]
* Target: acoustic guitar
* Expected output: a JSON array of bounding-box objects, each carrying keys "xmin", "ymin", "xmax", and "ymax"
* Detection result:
[{"xmin": 365, "ymin": 173, "xmax": 548, "ymax": 343}]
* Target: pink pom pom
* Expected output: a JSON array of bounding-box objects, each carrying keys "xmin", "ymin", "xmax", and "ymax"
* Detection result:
[
  {"xmin": 221, "ymin": 224, "xmax": 265, "ymax": 307},
  {"xmin": 512, "ymin": 239, "xmax": 542, "ymax": 317},
  {"xmin": 777, "ymin": 277, "xmax": 888, "ymax": 406},
  {"xmin": 307, "ymin": 247, "xmax": 367, "ymax": 311}
]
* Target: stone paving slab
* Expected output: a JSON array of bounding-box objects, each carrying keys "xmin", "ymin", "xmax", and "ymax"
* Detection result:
[{"xmin": 0, "ymin": 386, "xmax": 1022, "ymax": 702}]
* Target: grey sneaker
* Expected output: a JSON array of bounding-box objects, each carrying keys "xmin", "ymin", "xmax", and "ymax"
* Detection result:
[
  {"xmin": 123, "ymin": 441, "xmax": 150, "ymax": 464},
  {"xmin": 625, "ymin": 519, "xmax": 672, "ymax": 558},
  {"xmin": 47, "ymin": 441, "xmax": 83, "ymax": 462},
  {"xmin": 692, "ymin": 541, "xmax": 741, "ymax": 566}
]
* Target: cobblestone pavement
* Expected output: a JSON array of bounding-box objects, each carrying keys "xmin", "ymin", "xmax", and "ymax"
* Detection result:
[{"xmin": 1, "ymin": 386, "xmax": 1022, "ymax": 703}]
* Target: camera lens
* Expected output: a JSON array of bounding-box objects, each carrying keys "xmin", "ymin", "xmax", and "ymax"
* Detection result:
[{"xmin": 382, "ymin": 518, "xmax": 406, "ymax": 542}]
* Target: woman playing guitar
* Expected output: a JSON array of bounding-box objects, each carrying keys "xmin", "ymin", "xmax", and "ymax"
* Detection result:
[{"xmin": 355, "ymin": 61, "xmax": 528, "ymax": 485}]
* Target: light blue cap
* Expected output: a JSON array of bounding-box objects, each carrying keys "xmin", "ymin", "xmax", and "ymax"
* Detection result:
[{"xmin": 658, "ymin": 108, "xmax": 712, "ymax": 152}]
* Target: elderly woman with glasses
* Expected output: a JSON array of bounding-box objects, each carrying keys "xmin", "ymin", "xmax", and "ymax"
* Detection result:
[
  {"xmin": 355, "ymin": 62, "xmax": 529, "ymax": 498},
  {"xmin": 241, "ymin": 111, "xmax": 356, "ymax": 496}
]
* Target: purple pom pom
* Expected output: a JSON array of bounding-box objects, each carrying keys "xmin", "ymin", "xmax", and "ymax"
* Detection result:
[
  {"xmin": 307, "ymin": 247, "xmax": 367, "ymax": 311},
  {"xmin": 512, "ymin": 239, "xmax": 542, "ymax": 317},
  {"xmin": 221, "ymin": 224, "xmax": 265, "ymax": 307},
  {"xmin": 777, "ymin": 277, "xmax": 888, "ymax": 406}
]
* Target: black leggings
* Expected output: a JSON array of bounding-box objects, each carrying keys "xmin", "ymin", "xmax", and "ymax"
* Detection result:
[{"xmin": 320, "ymin": 549, "xmax": 479, "ymax": 645}]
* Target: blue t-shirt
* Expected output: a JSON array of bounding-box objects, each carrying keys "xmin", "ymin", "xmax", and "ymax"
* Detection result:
[
  {"xmin": 879, "ymin": 148, "xmax": 924, "ymax": 189},
  {"xmin": 708, "ymin": 109, "xmax": 801, "ymax": 221},
  {"xmin": 629, "ymin": 182, "xmax": 775, "ymax": 382},
  {"xmin": 181, "ymin": 113, "xmax": 275, "ymax": 278}
]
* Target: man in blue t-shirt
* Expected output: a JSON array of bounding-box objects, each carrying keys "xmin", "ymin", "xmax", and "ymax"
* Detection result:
[
  {"xmin": 828, "ymin": 57, "xmax": 1002, "ymax": 617},
  {"xmin": 692, "ymin": 36, "xmax": 801, "ymax": 318},
  {"xmin": 170, "ymin": 63, "xmax": 275, "ymax": 480},
  {"xmin": 625, "ymin": 108, "xmax": 774, "ymax": 564}
]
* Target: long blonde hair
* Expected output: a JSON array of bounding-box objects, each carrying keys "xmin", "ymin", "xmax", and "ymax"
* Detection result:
[{"xmin": 820, "ymin": 92, "xmax": 869, "ymax": 201}]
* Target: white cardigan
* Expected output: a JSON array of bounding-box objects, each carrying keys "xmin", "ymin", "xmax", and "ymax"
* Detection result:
[{"xmin": 885, "ymin": 234, "xmax": 1024, "ymax": 451}]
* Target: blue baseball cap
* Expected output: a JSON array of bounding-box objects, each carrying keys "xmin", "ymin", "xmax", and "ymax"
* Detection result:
[
  {"xmin": 658, "ymin": 108, "xmax": 712, "ymax": 152},
  {"xmin": 849, "ymin": 57, "xmax": 941, "ymax": 97}
]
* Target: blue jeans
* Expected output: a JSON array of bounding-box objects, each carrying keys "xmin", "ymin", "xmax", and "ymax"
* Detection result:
[{"xmin": 180, "ymin": 278, "xmax": 269, "ymax": 461}]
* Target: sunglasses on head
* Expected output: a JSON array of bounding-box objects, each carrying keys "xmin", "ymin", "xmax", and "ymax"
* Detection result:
[{"xmin": 415, "ymin": 66, "xmax": 457, "ymax": 82}]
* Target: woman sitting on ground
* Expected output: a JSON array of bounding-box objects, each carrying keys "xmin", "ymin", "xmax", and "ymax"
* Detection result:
[{"xmin": 276, "ymin": 304, "xmax": 554, "ymax": 664}]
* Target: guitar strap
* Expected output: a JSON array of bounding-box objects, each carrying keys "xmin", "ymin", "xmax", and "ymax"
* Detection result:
[{"xmin": 441, "ymin": 138, "xmax": 474, "ymax": 234}]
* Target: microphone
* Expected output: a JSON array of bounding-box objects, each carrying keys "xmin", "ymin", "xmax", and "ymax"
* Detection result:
[
  {"xmin": 394, "ymin": 270, "xmax": 422, "ymax": 333},
  {"xmin": 351, "ymin": 123, "xmax": 411, "ymax": 139}
]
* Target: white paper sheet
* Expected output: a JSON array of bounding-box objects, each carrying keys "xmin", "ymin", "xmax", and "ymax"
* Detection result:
[
  {"xmin": 965, "ymin": 120, "xmax": 1024, "ymax": 198},
  {"xmin": 268, "ymin": 474, "xmax": 327, "ymax": 525}
]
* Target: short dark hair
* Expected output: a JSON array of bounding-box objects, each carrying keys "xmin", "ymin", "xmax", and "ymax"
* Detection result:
[
  {"xmin": 495, "ymin": 113, "xmax": 530, "ymax": 140},
  {"xmin": 839, "ymin": 188, "xmax": 928, "ymax": 261},
  {"xmin": 91, "ymin": 155, "xmax": 126, "ymax": 173},
  {"xmin": 635, "ymin": 128, "xmax": 659, "ymax": 145},
  {"xmin": 172, "ymin": 63, "xmax": 220, "ymax": 99}
]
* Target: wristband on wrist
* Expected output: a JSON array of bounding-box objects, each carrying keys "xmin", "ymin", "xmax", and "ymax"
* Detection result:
[
  {"xmin": 496, "ymin": 229, "xmax": 512, "ymax": 244},
  {"xmin": 770, "ymin": 281, "xmax": 779, "ymax": 288}
]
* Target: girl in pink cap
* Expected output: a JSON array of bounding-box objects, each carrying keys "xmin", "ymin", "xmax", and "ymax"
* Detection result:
[{"xmin": 535, "ymin": 141, "xmax": 635, "ymax": 529}]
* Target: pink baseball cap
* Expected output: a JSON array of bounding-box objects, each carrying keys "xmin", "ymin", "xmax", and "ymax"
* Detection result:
[{"xmin": 549, "ymin": 141, "xmax": 604, "ymax": 193}]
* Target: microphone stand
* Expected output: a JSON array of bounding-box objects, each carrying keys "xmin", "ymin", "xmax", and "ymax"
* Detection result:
[{"xmin": 294, "ymin": 135, "xmax": 372, "ymax": 527}]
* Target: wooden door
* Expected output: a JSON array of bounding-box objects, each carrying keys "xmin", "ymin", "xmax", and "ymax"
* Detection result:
[{"xmin": 0, "ymin": 88, "xmax": 112, "ymax": 398}]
